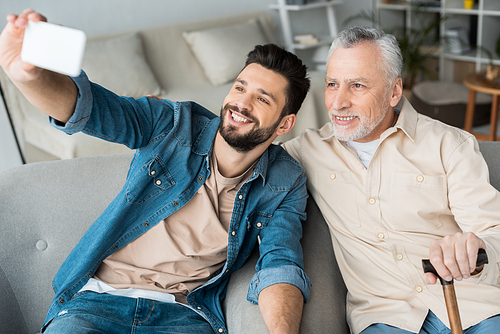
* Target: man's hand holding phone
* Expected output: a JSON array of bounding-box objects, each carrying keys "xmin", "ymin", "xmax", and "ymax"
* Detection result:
[
  {"xmin": 0, "ymin": 9, "xmax": 86, "ymax": 80},
  {"xmin": 0, "ymin": 9, "xmax": 85, "ymax": 124}
]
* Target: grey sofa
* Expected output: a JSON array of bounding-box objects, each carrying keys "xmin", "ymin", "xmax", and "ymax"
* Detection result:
[{"xmin": 1, "ymin": 141, "xmax": 499, "ymax": 334}]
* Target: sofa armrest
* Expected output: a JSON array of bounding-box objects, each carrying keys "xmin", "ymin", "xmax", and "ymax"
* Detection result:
[
  {"xmin": 223, "ymin": 197, "xmax": 349, "ymax": 333},
  {"xmin": 0, "ymin": 153, "xmax": 134, "ymax": 334}
]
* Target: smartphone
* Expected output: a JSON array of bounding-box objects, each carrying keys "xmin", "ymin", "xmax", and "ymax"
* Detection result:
[{"xmin": 21, "ymin": 20, "xmax": 86, "ymax": 77}]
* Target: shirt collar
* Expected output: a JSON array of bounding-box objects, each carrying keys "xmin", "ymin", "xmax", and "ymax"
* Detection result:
[{"xmin": 387, "ymin": 96, "xmax": 417, "ymax": 142}]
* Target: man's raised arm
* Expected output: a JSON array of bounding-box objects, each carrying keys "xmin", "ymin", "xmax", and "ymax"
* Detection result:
[{"xmin": 0, "ymin": 9, "xmax": 77, "ymax": 124}]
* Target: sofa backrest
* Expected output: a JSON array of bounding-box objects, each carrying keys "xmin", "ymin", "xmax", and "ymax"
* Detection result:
[
  {"xmin": 479, "ymin": 141, "xmax": 500, "ymax": 191},
  {"xmin": 86, "ymin": 11, "xmax": 276, "ymax": 94}
]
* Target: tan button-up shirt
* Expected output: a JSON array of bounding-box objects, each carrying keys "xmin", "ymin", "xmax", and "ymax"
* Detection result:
[{"xmin": 283, "ymin": 98, "xmax": 500, "ymax": 333}]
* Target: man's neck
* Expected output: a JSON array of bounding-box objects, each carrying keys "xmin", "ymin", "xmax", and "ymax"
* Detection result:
[{"xmin": 213, "ymin": 132, "xmax": 266, "ymax": 178}]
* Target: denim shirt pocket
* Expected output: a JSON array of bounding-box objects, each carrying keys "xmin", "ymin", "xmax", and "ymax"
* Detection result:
[
  {"xmin": 126, "ymin": 156, "xmax": 175, "ymax": 204},
  {"xmin": 239, "ymin": 212, "xmax": 272, "ymax": 257}
]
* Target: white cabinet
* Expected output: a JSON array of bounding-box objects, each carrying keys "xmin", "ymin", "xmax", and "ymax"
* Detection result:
[
  {"xmin": 376, "ymin": 0, "xmax": 500, "ymax": 82},
  {"xmin": 269, "ymin": 0, "xmax": 344, "ymax": 54}
]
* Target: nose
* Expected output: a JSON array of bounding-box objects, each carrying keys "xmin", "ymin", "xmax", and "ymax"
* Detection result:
[
  {"xmin": 327, "ymin": 87, "xmax": 352, "ymax": 112},
  {"xmin": 234, "ymin": 92, "xmax": 253, "ymax": 112}
]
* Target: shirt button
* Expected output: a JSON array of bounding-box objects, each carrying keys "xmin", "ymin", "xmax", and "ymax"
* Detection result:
[
  {"xmin": 369, "ymin": 198, "xmax": 376, "ymax": 205},
  {"xmin": 173, "ymin": 201, "xmax": 179, "ymax": 206},
  {"xmin": 377, "ymin": 232, "xmax": 385, "ymax": 239},
  {"xmin": 397, "ymin": 253, "xmax": 403, "ymax": 261},
  {"xmin": 416, "ymin": 175, "xmax": 424, "ymax": 182},
  {"xmin": 59, "ymin": 298, "xmax": 65, "ymax": 303},
  {"xmin": 218, "ymin": 329, "xmax": 224, "ymax": 333},
  {"xmin": 330, "ymin": 173, "xmax": 336, "ymax": 180},
  {"xmin": 155, "ymin": 180, "xmax": 162, "ymax": 186},
  {"xmin": 150, "ymin": 170, "xmax": 156, "ymax": 176},
  {"xmin": 198, "ymin": 176, "xmax": 203, "ymax": 181},
  {"xmin": 256, "ymin": 222, "xmax": 262, "ymax": 228},
  {"xmin": 197, "ymin": 306, "xmax": 202, "ymax": 310},
  {"xmin": 145, "ymin": 222, "xmax": 149, "ymax": 227},
  {"xmin": 416, "ymin": 286, "xmax": 423, "ymax": 293},
  {"xmin": 231, "ymin": 231, "xmax": 236, "ymax": 236},
  {"xmin": 238, "ymin": 195, "xmax": 243, "ymax": 200}
]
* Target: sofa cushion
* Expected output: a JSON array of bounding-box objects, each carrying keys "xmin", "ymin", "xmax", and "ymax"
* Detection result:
[
  {"xmin": 182, "ymin": 19, "xmax": 268, "ymax": 86},
  {"xmin": 82, "ymin": 33, "xmax": 164, "ymax": 98}
]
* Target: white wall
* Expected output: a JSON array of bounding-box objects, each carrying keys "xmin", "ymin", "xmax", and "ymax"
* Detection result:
[{"xmin": 0, "ymin": 0, "xmax": 278, "ymax": 37}]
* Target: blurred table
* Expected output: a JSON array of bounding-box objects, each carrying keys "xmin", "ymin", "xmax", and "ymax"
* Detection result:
[{"xmin": 463, "ymin": 73, "xmax": 500, "ymax": 141}]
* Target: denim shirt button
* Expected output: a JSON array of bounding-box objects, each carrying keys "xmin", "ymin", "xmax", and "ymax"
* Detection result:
[
  {"xmin": 238, "ymin": 195, "xmax": 243, "ymax": 200},
  {"xmin": 231, "ymin": 231, "xmax": 236, "ymax": 236},
  {"xmin": 256, "ymin": 222, "xmax": 262, "ymax": 228},
  {"xmin": 150, "ymin": 170, "xmax": 156, "ymax": 176},
  {"xmin": 218, "ymin": 329, "xmax": 223, "ymax": 333},
  {"xmin": 155, "ymin": 180, "xmax": 162, "ymax": 186}
]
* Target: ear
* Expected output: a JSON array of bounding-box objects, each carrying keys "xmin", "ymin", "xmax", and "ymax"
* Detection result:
[
  {"xmin": 275, "ymin": 114, "xmax": 296, "ymax": 136},
  {"xmin": 390, "ymin": 77, "xmax": 403, "ymax": 107}
]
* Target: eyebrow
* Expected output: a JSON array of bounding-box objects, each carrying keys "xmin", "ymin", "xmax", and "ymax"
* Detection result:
[
  {"xmin": 236, "ymin": 79, "xmax": 277, "ymax": 103},
  {"xmin": 326, "ymin": 76, "xmax": 370, "ymax": 84}
]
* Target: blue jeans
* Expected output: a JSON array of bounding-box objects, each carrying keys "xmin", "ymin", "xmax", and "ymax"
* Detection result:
[
  {"xmin": 42, "ymin": 291, "xmax": 215, "ymax": 334},
  {"xmin": 361, "ymin": 310, "xmax": 500, "ymax": 334}
]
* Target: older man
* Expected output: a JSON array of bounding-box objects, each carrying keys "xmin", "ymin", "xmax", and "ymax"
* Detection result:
[{"xmin": 283, "ymin": 26, "xmax": 500, "ymax": 333}]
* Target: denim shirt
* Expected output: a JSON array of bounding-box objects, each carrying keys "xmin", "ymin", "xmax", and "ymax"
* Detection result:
[{"xmin": 42, "ymin": 72, "xmax": 311, "ymax": 334}]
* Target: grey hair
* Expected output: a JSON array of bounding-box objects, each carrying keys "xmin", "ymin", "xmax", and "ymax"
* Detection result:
[{"xmin": 327, "ymin": 26, "xmax": 402, "ymax": 85}]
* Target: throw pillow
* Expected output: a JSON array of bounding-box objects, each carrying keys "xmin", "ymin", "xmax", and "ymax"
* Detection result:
[
  {"xmin": 82, "ymin": 33, "xmax": 164, "ymax": 98},
  {"xmin": 182, "ymin": 19, "xmax": 268, "ymax": 86}
]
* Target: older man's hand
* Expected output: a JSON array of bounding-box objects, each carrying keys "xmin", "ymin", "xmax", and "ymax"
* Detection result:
[{"xmin": 424, "ymin": 231, "xmax": 486, "ymax": 284}]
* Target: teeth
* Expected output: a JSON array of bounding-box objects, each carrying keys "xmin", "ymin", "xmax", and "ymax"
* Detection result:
[
  {"xmin": 231, "ymin": 112, "xmax": 249, "ymax": 123},
  {"xmin": 336, "ymin": 116, "xmax": 356, "ymax": 121}
]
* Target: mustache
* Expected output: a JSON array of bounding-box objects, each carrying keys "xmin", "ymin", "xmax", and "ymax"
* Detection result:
[
  {"xmin": 223, "ymin": 104, "xmax": 257, "ymax": 123},
  {"xmin": 329, "ymin": 109, "xmax": 358, "ymax": 117}
]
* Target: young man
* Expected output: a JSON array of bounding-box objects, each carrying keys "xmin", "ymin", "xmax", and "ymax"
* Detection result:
[
  {"xmin": 283, "ymin": 26, "xmax": 500, "ymax": 333},
  {"xmin": 0, "ymin": 9, "xmax": 311, "ymax": 334}
]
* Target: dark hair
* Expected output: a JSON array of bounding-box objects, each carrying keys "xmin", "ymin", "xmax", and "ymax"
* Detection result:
[{"xmin": 243, "ymin": 44, "xmax": 310, "ymax": 117}]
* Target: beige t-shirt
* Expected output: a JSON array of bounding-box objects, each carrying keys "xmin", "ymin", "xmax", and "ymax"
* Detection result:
[
  {"xmin": 94, "ymin": 154, "xmax": 255, "ymax": 303},
  {"xmin": 283, "ymin": 98, "xmax": 500, "ymax": 333}
]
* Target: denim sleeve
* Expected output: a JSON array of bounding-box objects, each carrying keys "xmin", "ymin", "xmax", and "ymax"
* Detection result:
[
  {"xmin": 50, "ymin": 70, "xmax": 176, "ymax": 149},
  {"xmin": 246, "ymin": 171, "xmax": 311, "ymax": 304},
  {"xmin": 49, "ymin": 70, "xmax": 93, "ymax": 134}
]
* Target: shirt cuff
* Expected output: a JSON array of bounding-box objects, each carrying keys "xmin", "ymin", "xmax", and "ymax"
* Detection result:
[
  {"xmin": 474, "ymin": 241, "xmax": 499, "ymax": 285},
  {"xmin": 49, "ymin": 70, "xmax": 93, "ymax": 134},
  {"xmin": 246, "ymin": 265, "xmax": 312, "ymax": 304}
]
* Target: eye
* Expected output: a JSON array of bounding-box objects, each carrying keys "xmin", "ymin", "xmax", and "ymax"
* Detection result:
[
  {"xmin": 258, "ymin": 97, "xmax": 270, "ymax": 105},
  {"xmin": 353, "ymin": 83, "xmax": 364, "ymax": 89},
  {"xmin": 235, "ymin": 86, "xmax": 244, "ymax": 92},
  {"xmin": 326, "ymin": 82, "xmax": 337, "ymax": 89}
]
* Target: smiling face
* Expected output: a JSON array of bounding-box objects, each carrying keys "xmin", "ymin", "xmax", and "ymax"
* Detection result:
[
  {"xmin": 325, "ymin": 42, "xmax": 402, "ymax": 143},
  {"xmin": 219, "ymin": 63, "xmax": 289, "ymax": 153}
]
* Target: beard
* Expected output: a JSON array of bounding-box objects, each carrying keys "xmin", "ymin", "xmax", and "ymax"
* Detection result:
[
  {"xmin": 218, "ymin": 104, "xmax": 281, "ymax": 153},
  {"xmin": 329, "ymin": 96, "xmax": 391, "ymax": 142}
]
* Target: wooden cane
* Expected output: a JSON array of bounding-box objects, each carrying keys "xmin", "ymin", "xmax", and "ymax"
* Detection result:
[{"xmin": 422, "ymin": 249, "xmax": 488, "ymax": 334}]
